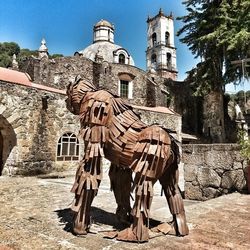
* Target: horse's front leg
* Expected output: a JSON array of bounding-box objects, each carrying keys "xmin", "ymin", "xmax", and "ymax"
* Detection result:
[{"xmin": 71, "ymin": 143, "xmax": 102, "ymax": 235}]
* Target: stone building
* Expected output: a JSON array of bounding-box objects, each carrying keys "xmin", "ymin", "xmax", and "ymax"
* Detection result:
[
  {"xmin": 0, "ymin": 9, "xmax": 183, "ymax": 176},
  {"xmin": 0, "ymin": 67, "xmax": 80, "ymax": 175}
]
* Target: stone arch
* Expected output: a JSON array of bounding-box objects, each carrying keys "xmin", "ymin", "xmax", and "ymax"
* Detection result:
[
  {"xmin": 0, "ymin": 115, "xmax": 17, "ymax": 175},
  {"xmin": 0, "ymin": 131, "xmax": 3, "ymax": 174}
]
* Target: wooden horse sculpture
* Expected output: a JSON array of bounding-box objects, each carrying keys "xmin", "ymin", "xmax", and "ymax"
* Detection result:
[{"xmin": 66, "ymin": 76, "xmax": 189, "ymax": 242}]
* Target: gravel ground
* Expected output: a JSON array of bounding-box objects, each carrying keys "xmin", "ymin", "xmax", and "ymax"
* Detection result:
[{"xmin": 0, "ymin": 170, "xmax": 249, "ymax": 250}]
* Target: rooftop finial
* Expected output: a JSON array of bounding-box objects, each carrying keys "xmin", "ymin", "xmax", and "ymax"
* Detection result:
[
  {"xmin": 12, "ymin": 54, "xmax": 19, "ymax": 70},
  {"xmin": 39, "ymin": 38, "xmax": 48, "ymax": 52},
  {"xmin": 38, "ymin": 38, "xmax": 49, "ymax": 59},
  {"xmin": 159, "ymin": 8, "xmax": 164, "ymax": 15}
]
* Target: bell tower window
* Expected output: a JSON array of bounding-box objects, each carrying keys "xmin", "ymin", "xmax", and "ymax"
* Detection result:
[
  {"xmin": 167, "ymin": 53, "xmax": 172, "ymax": 68},
  {"xmin": 152, "ymin": 33, "xmax": 157, "ymax": 46},
  {"xmin": 151, "ymin": 54, "xmax": 157, "ymax": 64},
  {"xmin": 165, "ymin": 32, "xmax": 170, "ymax": 45}
]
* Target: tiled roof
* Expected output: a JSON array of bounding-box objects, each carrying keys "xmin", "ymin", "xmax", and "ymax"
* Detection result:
[
  {"xmin": 0, "ymin": 67, "xmax": 32, "ymax": 85},
  {"xmin": 132, "ymin": 105, "xmax": 179, "ymax": 115},
  {"xmin": 0, "ymin": 67, "xmax": 66, "ymax": 95}
]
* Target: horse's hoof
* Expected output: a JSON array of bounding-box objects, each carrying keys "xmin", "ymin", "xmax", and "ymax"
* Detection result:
[
  {"xmin": 116, "ymin": 228, "xmax": 149, "ymax": 243},
  {"xmin": 72, "ymin": 228, "xmax": 88, "ymax": 236}
]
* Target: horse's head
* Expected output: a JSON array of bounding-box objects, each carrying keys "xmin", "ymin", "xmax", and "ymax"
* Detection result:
[{"xmin": 66, "ymin": 75, "xmax": 96, "ymax": 115}]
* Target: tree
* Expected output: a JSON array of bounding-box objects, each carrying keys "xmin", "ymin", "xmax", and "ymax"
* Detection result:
[
  {"xmin": 177, "ymin": 0, "xmax": 250, "ymax": 142},
  {"xmin": 0, "ymin": 42, "xmax": 20, "ymax": 68},
  {"xmin": 0, "ymin": 41, "xmax": 64, "ymax": 68},
  {"xmin": 0, "ymin": 53, "xmax": 12, "ymax": 68},
  {"xmin": 49, "ymin": 53, "xmax": 63, "ymax": 59},
  {"xmin": 18, "ymin": 48, "xmax": 38, "ymax": 60},
  {"xmin": 177, "ymin": 0, "xmax": 250, "ymax": 94},
  {"xmin": 0, "ymin": 42, "xmax": 20, "ymax": 56}
]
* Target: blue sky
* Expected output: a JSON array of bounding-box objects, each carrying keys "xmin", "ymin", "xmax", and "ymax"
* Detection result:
[{"xmin": 0, "ymin": 0, "xmax": 249, "ymax": 92}]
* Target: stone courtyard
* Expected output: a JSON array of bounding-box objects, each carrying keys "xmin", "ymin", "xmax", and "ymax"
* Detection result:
[{"xmin": 0, "ymin": 167, "xmax": 250, "ymax": 250}]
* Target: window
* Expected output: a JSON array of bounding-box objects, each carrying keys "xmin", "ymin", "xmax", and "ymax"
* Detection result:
[
  {"xmin": 108, "ymin": 29, "xmax": 110, "ymax": 41},
  {"xmin": 119, "ymin": 54, "xmax": 125, "ymax": 64},
  {"xmin": 167, "ymin": 53, "xmax": 172, "ymax": 68},
  {"xmin": 152, "ymin": 33, "xmax": 157, "ymax": 46},
  {"xmin": 57, "ymin": 133, "xmax": 79, "ymax": 161},
  {"xmin": 165, "ymin": 32, "xmax": 170, "ymax": 45},
  {"xmin": 151, "ymin": 54, "xmax": 157, "ymax": 64},
  {"xmin": 119, "ymin": 80, "xmax": 129, "ymax": 98}
]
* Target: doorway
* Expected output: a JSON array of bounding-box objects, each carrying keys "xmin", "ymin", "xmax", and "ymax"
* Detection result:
[
  {"xmin": 0, "ymin": 115, "xmax": 17, "ymax": 175},
  {"xmin": 0, "ymin": 130, "xmax": 3, "ymax": 175}
]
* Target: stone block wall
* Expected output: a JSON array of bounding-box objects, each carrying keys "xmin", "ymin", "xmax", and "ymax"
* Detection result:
[
  {"xmin": 99, "ymin": 63, "xmax": 148, "ymax": 106},
  {"xmin": 23, "ymin": 56, "xmax": 168, "ymax": 108},
  {"xmin": 182, "ymin": 144, "xmax": 248, "ymax": 200},
  {"xmin": 0, "ymin": 81, "xmax": 81, "ymax": 175},
  {"xmin": 135, "ymin": 108, "xmax": 182, "ymax": 141},
  {"xmin": 0, "ymin": 79, "xmax": 179, "ymax": 176},
  {"xmin": 31, "ymin": 56, "xmax": 95, "ymax": 89}
]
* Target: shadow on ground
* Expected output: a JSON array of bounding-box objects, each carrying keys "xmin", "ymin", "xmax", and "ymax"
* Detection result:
[{"xmin": 55, "ymin": 207, "xmax": 163, "ymax": 234}]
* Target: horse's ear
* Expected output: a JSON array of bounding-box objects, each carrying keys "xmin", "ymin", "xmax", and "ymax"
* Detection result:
[
  {"xmin": 66, "ymin": 83, "xmax": 71, "ymax": 91},
  {"xmin": 75, "ymin": 75, "xmax": 82, "ymax": 84}
]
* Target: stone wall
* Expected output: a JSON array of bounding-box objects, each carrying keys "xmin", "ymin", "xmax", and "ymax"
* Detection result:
[
  {"xmin": 0, "ymin": 81, "xmax": 81, "ymax": 175},
  {"xmin": 23, "ymin": 56, "xmax": 168, "ymax": 108},
  {"xmin": 30, "ymin": 56, "xmax": 95, "ymax": 90},
  {"xmin": 167, "ymin": 80, "xmax": 203, "ymax": 136},
  {"xmin": 182, "ymin": 144, "xmax": 248, "ymax": 200},
  {"xmin": 135, "ymin": 108, "xmax": 182, "ymax": 140},
  {"xmin": 0, "ymin": 78, "xmax": 179, "ymax": 176}
]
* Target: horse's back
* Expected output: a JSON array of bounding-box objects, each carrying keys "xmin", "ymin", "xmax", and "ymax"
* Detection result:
[{"xmin": 130, "ymin": 124, "xmax": 173, "ymax": 179}]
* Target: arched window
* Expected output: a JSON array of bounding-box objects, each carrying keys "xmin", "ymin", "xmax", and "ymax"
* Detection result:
[
  {"xmin": 165, "ymin": 32, "xmax": 170, "ymax": 45},
  {"xmin": 151, "ymin": 54, "xmax": 157, "ymax": 64},
  {"xmin": 56, "ymin": 133, "xmax": 79, "ymax": 161},
  {"xmin": 152, "ymin": 33, "xmax": 157, "ymax": 46},
  {"xmin": 119, "ymin": 54, "xmax": 125, "ymax": 64},
  {"xmin": 167, "ymin": 53, "xmax": 172, "ymax": 68}
]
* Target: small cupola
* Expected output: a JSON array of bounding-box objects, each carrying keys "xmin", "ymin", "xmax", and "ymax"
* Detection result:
[{"xmin": 93, "ymin": 19, "xmax": 114, "ymax": 43}]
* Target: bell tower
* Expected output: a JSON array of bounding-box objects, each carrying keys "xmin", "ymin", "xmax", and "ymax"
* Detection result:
[{"xmin": 146, "ymin": 9, "xmax": 177, "ymax": 80}]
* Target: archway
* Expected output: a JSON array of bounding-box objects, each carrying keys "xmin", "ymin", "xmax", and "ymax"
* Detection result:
[
  {"xmin": 0, "ymin": 115, "xmax": 17, "ymax": 175},
  {"xmin": 0, "ymin": 131, "xmax": 3, "ymax": 174}
]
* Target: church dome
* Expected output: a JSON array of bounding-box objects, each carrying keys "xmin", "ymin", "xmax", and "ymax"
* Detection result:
[
  {"xmin": 94, "ymin": 19, "xmax": 114, "ymax": 29},
  {"xmin": 75, "ymin": 19, "xmax": 135, "ymax": 66}
]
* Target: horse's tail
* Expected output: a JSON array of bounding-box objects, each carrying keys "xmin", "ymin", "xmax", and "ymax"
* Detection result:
[{"xmin": 161, "ymin": 127, "xmax": 180, "ymax": 165}]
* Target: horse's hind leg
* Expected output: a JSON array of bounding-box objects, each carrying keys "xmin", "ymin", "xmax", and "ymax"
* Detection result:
[
  {"xmin": 109, "ymin": 164, "xmax": 132, "ymax": 223},
  {"xmin": 159, "ymin": 164, "xmax": 189, "ymax": 236},
  {"xmin": 117, "ymin": 174, "xmax": 155, "ymax": 242}
]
